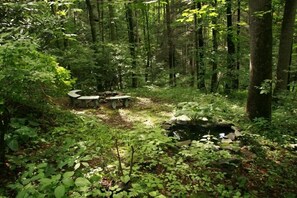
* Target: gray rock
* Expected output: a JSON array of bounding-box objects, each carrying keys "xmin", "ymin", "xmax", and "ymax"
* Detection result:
[
  {"xmin": 176, "ymin": 140, "xmax": 192, "ymax": 147},
  {"xmin": 221, "ymin": 138, "xmax": 233, "ymax": 144},
  {"xmin": 226, "ymin": 133, "xmax": 236, "ymax": 140},
  {"xmin": 234, "ymin": 130, "xmax": 242, "ymax": 137},
  {"xmin": 170, "ymin": 115, "xmax": 191, "ymax": 122}
]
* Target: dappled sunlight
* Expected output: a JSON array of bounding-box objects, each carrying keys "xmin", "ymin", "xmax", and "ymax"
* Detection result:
[
  {"xmin": 71, "ymin": 109, "xmax": 87, "ymax": 115},
  {"xmin": 71, "ymin": 97, "xmax": 175, "ymax": 129},
  {"xmin": 136, "ymin": 97, "xmax": 154, "ymax": 106},
  {"xmin": 117, "ymin": 98, "xmax": 174, "ymax": 128}
]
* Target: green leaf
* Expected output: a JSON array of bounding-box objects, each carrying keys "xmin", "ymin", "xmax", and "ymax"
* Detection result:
[
  {"xmin": 149, "ymin": 191, "xmax": 158, "ymax": 197},
  {"xmin": 52, "ymin": 174, "xmax": 62, "ymax": 182},
  {"xmin": 62, "ymin": 178, "xmax": 74, "ymax": 187},
  {"xmin": 39, "ymin": 178, "xmax": 52, "ymax": 185},
  {"xmin": 156, "ymin": 195, "xmax": 166, "ymax": 198},
  {"xmin": 39, "ymin": 178, "xmax": 53, "ymax": 190},
  {"xmin": 37, "ymin": 162, "xmax": 48, "ymax": 169},
  {"xmin": 16, "ymin": 190, "xmax": 28, "ymax": 198},
  {"xmin": 82, "ymin": 162, "xmax": 89, "ymax": 167},
  {"xmin": 63, "ymin": 171, "xmax": 74, "ymax": 178},
  {"xmin": 75, "ymin": 177, "xmax": 91, "ymax": 187},
  {"xmin": 74, "ymin": 163, "xmax": 80, "ymax": 170},
  {"xmin": 54, "ymin": 185, "xmax": 65, "ymax": 198},
  {"xmin": 8, "ymin": 139, "xmax": 19, "ymax": 151},
  {"xmin": 120, "ymin": 175, "xmax": 130, "ymax": 184}
]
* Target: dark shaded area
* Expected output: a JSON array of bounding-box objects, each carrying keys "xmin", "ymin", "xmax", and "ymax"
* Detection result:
[
  {"xmin": 0, "ymin": 105, "xmax": 10, "ymax": 168},
  {"xmin": 164, "ymin": 120, "xmax": 234, "ymax": 141}
]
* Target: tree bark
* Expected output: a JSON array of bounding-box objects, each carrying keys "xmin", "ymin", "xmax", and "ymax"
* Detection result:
[
  {"xmin": 195, "ymin": 2, "xmax": 206, "ymax": 90},
  {"xmin": 143, "ymin": 4, "xmax": 151, "ymax": 83},
  {"xmin": 85, "ymin": 0, "xmax": 97, "ymax": 43},
  {"xmin": 247, "ymin": 0, "xmax": 272, "ymax": 120},
  {"xmin": 96, "ymin": 0, "xmax": 104, "ymax": 43},
  {"xmin": 235, "ymin": 0, "xmax": 241, "ymax": 89},
  {"xmin": 108, "ymin": 0, "xmax": 115, "ymax": 41},
  {"xmin": 126, "ymin": 3, "xmax": 137, "ymax": 88},
  {"xmin": 225, "ymin": 0, "xmax": 237, "ymax": 93},
  {"xmin": 166, "ymin": 0, "xmax": 176, "ymax": 87},
  {"xmin": 274, "ymin": 0, "xmax": 297, "ymax": 93},
  {"xmin": 108, "ymin": 0, "xmax": 123, "ymax": 89},
  {"xmin": 211, "ymin": 0, "xmax": 218, "ymax": 92}
]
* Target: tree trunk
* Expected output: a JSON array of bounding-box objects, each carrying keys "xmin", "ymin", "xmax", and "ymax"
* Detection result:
[
  {"xmin": 247, "ymin": 0, "xmax": 272, "ymax": 120},
  {"xmin": 108, "ymin": 0, "xmax": 122, "ymax": 89},
  {"xmin": 190, "ymin": 55, "xmax": 195, "ymax": 87},
  {"xmin": 126, "ymin": 3, "xmax": 137, "ymax": 88},
  {"xmin": 0, "ymin": 106, "xmax": 9, "ymax": 168},
  {"xmin": 235, "ymin": 0, "xmax": 241, "ymax": 89},
  {"xmin": 274, "ymin": 0, "xmax": 297, "ymax": 93},
  {"xmin": 85, "ymin": 0, "xmax": 97, "ymax": 43},
  {"xmin": 166, "ymin": 0, "xmax": 176, "ymax": 87},
  {"xmin": 96, "ymin": 0, "xmax": 104, "ymax": 43},
  {"xmin": 225, "ymin": 0, "xmax": 237, "ymax": 93},
  {"xmin": 287, "ymin": 43, "xmax": 294, "ymax": 91},
  {"xmin": 143, "ymin": 4, "xmax": 151, "ymax": 83},
  {"xmin": 108, "ymin": 0, "xmax": 115, "ymax": 41},
  {"xmin": 211, "ymin": 0, "xmax": 218, "ymax": 92},
  {"xmin": 195, "ymin": 2, "xmax": 206, "ymax": 90}
]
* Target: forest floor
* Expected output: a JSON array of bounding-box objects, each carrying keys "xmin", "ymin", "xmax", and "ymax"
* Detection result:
[{"xmin": 1, "ymin": 87, "xmax": 297, "ymax": 197}]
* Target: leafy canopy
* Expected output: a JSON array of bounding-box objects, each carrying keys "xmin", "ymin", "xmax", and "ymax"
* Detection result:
[{"xmin": 0, "ymin": 38, "xmax": 73, "ymax": 107}]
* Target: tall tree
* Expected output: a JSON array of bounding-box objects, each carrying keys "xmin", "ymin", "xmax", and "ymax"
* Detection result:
[
  {"xmin": 86, "ymin": 0, "xmax": 97, "ymax": 43},
  {"xmin": 108, "ymin": 0, "xmax": 116, "ymax": 41},
  {"xmin": 235, "ymin": 0, "xmax": 241, "ymax": 89},
  {"xmin": 247, "ymin": 0, "xmax": 272, "ymax": 120},
  {"xmin": 96, "ymin": 0, "xmax": 105, "ymax": 43},
  {"xmin": 126, "ymin": 2, "xmax": 138, "ymax": 88},
  {"xmin": 142, "ymin": 4, "xmax": 152, "ymax": 83},
  {"xmin": 211, "ymin": 0, "xmax": 218, "ymax": 92},
  {"xmin": 195, "ymin": 2, "xmax": 206, "ymax": 90},
  {"xmin": 274, "ymin": 0, "xmax": 297, "ymax": 93},
  {"xmin": 166, "ymin": 0, "xmax": 176, "ymax": 86},
  {"xmin": 108, "ymin": 0, "xmax": 123, "ymax": 89},
  {"xmin": 225, "ymin": 0, "xmax": 237, "ymax": 93}
]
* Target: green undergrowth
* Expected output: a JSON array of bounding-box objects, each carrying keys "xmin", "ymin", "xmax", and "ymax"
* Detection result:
[
  {"xmin": 1, "ymin": 87, "xmax": 297, "ymax": 197},
  {"xmin": 127, "ymin": 86, "xmax": 246, "ymax": 124}
]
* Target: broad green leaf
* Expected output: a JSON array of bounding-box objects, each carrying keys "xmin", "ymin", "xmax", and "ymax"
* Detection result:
[
  {"xmin": 149, "ymin": 191, "xmax": 158, "ymax": 197},
  {"xmin": 39, "ymin": 178, "xmax": 53, "ymax": 190},
  {"xmin": 52, "ymin": 174, "xmax": 62, "ymax": 182},
  {"xmin": 39, "ymin": 178, "xmax": 52, "ymax": 185},
  {"xmin": 63, "ymin": 171, "xmax": 74, "ymax": 178},
  {"xmin": 75, "ymin": 177, "xmax": 91, "ymax": 187},
  {"xmin": 31, "ymin": 173, "xmax": 45, "ymax": 181},
  {"xmin": 8, "ymin": 139, "xmax": 19, "ymax": 151},
  {"xmin": 37, "ymin": 163, "xmax": 48, "ymax": 169},
  {"xmin": 62, "ymin": 177, "xmax": 74, "ymax": 187},
  {"xmin": 16, "ymin": 190, "xmax": 28, "ymax": 198},
  {"xmin": 120, "ymin": 175, "xmax": 130, "ymax": 184},
  {"xmin": 74, "ymin": 163, "xmax": 81, "ymax": 170},
  {"xmin": 77, "ymin": 186, "xmax": 90, "ymax": 192},
  {"xmin": 54, "ymin": 185, "xmax": 65, "ymax": 198},
  {"xmin": 82, "ymin": 162, "xmax": 89, "ymax": 167}
]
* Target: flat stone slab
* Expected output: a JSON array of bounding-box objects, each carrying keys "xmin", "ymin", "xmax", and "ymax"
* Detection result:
[
  {"xmin": 68, "ymin": 90, "xmax": 82, "ymax": 98},
  {"xmin": 77, "ymin": 96, "xmax": 100, "ymax": 108},
  {"xmin": 106, "ymin": 96, "xmax": 131, "ymax": 100},
  {"xmin": 78, "ymin": 96, "xmax": 100, "ymax": 100},
  {"xmin": 69, "ymin": 89, "xmax": 82, "ymax": 93},
  {"xmin": 68, "ymin": 93, "xmax": 81, "ymax": 98},
  {"xmin": 106, "ymin": 95, "xmax": 131, "ymax": 109}
]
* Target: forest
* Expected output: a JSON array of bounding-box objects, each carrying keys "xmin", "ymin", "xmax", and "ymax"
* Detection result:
[{"xmin": 0, "ymin": 0, "xmax": 297, "ymax": 197}]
